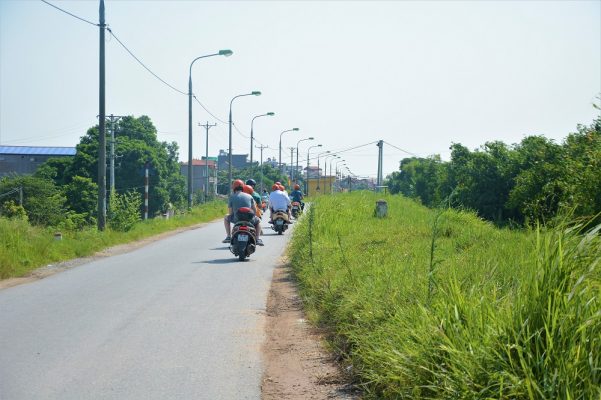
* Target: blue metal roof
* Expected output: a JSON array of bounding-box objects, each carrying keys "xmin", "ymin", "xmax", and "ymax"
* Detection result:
[{"xmin": 0, "ymin": 146, "xmax": 76, "ymax": 156}]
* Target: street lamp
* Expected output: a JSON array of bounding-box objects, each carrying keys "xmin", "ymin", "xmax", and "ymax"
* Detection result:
[
  {"xmin": 229, "ymin": 90, "xmax": 261, "ymax": 186},
  {"xmin": 279, "ymin": 128, "xmax": 299, "ymax": 174},
  {"xmin": 295, "ymin": 137, "xmax": 314, "ymax": 184},
  {"xmin": 250, "ymin": 112, "xmax": 275, "ymax": 174},
  {"xmin": 316, "ymin": 150, "xmax": 330, "ymax": 195},
  {"xmin": 306, "ymin": 144, "xmax": 322, "ymax": 195},
  {"xmin": 329, "ymin": 156, "xmax": 341, "ymax": 193},
  {"xmin": 323, "ymin": 154, "xmax": 337, "ymax": 194},
  {"xmin": 188, "ymin": 49, "xmax": 232, "ymax": 208}
]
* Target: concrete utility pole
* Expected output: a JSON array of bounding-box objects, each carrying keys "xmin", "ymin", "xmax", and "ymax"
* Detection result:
[
  {"xmin": 144, "ymin": 162, "xmax": 149, "ymax": 220},
  {"xmin": 97, "ymin": 0, "xmax": 106, "ymax": 231},
  {"xmin": 199, "ymin": 121, "xmax": 217, "ymax": 200},
  {"xmin": 376, "ymin": 140, "xmax": 383, "ymax": 191},
  {"xmin": 106, "ymin": 115, "xmax": 125, "ymax": 196},
  {"xmin": 256, "ymin": 144, "xmax": 268, "ymax": 193},
  {"xmin": 288, "ymin": 147, "xmax": 295, "ymax": 182}
]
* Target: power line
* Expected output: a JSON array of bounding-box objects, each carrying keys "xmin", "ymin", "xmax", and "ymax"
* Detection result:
[
  {"xmin": 106, "ymin": 27, "xmax": 187, "ymax": 96},
  {"xmin": 193, "ymin": 96, "xmax": 228, "ymax": 123},
  {"xmin": 383, "ymin": 141, "xmax": 420, "ymax": 157},
  {"xmin": 40, "ymin": 0, "xmax": 98, "ymax": 27}
]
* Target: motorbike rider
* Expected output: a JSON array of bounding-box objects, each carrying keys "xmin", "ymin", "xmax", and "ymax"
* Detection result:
[
  {"xmin": 268, "ymin": 183, "xmax": 291, "ymax": 222},
  {"xmin": 223, "ymin": 179, "xmax": 263, "ymax": 246},
  {"xmin": 245, "ymin": 179, "xmax": 263, "ymax": 217},
  {"xmin": 290, "ymin": 184, "xmax": 305, "ymax": 211}
]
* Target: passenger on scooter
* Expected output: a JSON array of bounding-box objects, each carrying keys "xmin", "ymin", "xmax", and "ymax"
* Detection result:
[
  {"xmin": 268, "ymin": 183, "xmax": 291, "ymax": 222},
  {"xmin": 223, "ymin": 179, "xmax": 263, "ymax": 246},
  {"xmin": 245, "ymin": 179, "xmax": 263, "ymax": 216},
  {"xmin": 243, "ymin": 184, "xmax": 264, "ymax": 237},
  {"xmin": 290, "ymin": 184, "xmax": 305, "ymax": 211}
]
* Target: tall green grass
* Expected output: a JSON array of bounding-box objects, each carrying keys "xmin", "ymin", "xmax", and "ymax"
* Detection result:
[
  {"xmin": 0, "ymin": 201, "xmax": 226, "ymax": 279},
  {"xmin": 289, "ymin": 192, "xmax": 600, "ymax": 399}
]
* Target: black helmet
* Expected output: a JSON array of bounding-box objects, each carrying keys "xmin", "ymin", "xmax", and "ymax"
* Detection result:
[{"xmin": 245, "ymin": 179, "xmax": 257, "ymax": 187}]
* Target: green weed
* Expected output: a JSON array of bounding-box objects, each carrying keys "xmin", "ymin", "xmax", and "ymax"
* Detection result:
[
  {"xmin": 0, "ymin": 201, "xmax": 226, "ymax": 279},
  {"xmin": 289, "ymin": 192, "xmax": 600, "ymax": 399}
]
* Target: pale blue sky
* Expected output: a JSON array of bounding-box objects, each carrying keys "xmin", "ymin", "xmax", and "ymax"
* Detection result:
[{"xmin": 1, "ymin": 0, "xmax": 599, "ymax": 178}]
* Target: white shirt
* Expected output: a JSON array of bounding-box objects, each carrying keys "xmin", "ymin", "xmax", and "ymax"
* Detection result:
[{"xmin": 269, "ymin": 190, "xmax": 291, "ymax": 211}]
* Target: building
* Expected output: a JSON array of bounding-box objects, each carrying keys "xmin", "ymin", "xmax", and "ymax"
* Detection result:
[
  {"xmin": 180, "ymin": 159, "xmax": 217, "ymax": 194},
  {"xmin": 304, "ymin": 165, "xmax": 321, "ymax": 179},
  {"xmin": 217, "ymin": 150, "xmax": 248, "ymax": 170},
  {"xmin": 0, "ymin": 146, "xmax": 76, "ymax": 177}
]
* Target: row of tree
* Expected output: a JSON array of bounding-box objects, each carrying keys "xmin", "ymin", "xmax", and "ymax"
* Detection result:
[
  {"xmin": 385, "ymin": 115, "xmax": 601, "ymax": 226},
  {"xmin": 0, "ymin": 115, "xmax": 297, "ymax": 229},
  {"xmin": 0, "ymin": 116, "xmax": 185, "ymax": 229}
]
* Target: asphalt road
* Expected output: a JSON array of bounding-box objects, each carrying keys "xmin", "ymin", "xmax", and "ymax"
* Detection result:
[{"xmin": 0, "ymin": 218, "xmax": 293, "ymax": 400}]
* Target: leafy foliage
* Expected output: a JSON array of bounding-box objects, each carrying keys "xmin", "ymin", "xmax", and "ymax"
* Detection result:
[
  {"xmin": 0, "ymin": 175, "xmax": 66, "ymax": 226},
  {"xmin": 108, "ymin": 190, "xmax": 142, "ymax": 232},
  {"xmin": 385, "ymin": 115, "xmax": 601, "ymax": 225}
]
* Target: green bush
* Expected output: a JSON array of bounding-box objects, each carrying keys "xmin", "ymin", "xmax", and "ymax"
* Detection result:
[{"xmin": 108, "ymin": 191, "xmax": 142, "ymax": 231}]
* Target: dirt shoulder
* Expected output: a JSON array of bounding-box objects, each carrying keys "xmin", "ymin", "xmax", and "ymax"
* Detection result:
[
  {"xmin": 262, "ymin": 262, "xmax": 360, "ymax": 399},
  {"xmin": 0, "ymin": 221, "xmax": 213, "ymax": 290}
]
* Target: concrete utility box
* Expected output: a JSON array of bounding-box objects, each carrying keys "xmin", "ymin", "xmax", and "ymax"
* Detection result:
[{"xmin": 375, "ymin": 200, "xmax": 388, "ymax": 218}]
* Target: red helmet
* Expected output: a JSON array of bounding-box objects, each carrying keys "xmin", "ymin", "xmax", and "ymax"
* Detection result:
[
  {"xmin": 271, "ymin": 184, "xmax": 280, "ymax": 191},
  {"xmin": 232, "ymin": 179, "xmax": 245, "ymax": 191},
  {"xmin": 243, "ymin": 184, "xmax": 254, "ymax": 195},
  {"xmin": 294, "ymin": 184, "xmax": 300, "ymax": 190},
  {"xmin": 278, "ymin": 184, "xmax": 285, "ymax": 191},
  {"xmin": 275, "ymin": 181, "xmax": 281, "ymax": 185}
]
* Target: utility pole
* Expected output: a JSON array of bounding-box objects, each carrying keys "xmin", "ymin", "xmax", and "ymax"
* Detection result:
[
  {"xmin": 376, "ymin": 140, "xmax": 383, "ymax": 191},
  {"xmin": 18, "ymin": 186, "xmax": 23, "ymax": 206},
  {"xmin": 97, "ymin": 0, "xmax": 106, "ymax": 231},
  {"xmin": 256, "ymin": 144, "xmax": 268, "ymax": 193},
  {"xmin": 106, "ymin": 115, "xmax": 125, "ymax": 195},
  {"xmin": 288, "ymin": 147, "xmax": 295, "ymax": 182},
  {"xmin": 199, "ymin": 121, "xmax": 217, "ymax": 201},
  {"xmin": 144, "ymin": 161, "xmax": 149, "ymax": 220}
]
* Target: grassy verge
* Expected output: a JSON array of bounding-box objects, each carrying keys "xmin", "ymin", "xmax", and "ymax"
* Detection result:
[
  {"xmin": 289, "ymin": 192, "xmax": 600, "ymax": 399},
  {"xmin": 0, "ymin": 201, "xmax": 226, "ymax": 279}
]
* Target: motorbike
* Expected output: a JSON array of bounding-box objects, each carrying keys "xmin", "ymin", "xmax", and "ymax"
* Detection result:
[
  {"xmin": 270, "ymin": 210, "xmax": 290, "ymax": 235},
  {"xmin": 229, "ymin": 207, "xmax": 257, "ymax": 261},
  {"xmin": 291, "ymin": 201, "xmax": 302, "ymax": 219}
]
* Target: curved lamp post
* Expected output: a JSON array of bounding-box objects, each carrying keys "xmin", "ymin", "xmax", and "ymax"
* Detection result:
[
  {"xmin": 335, "ymin": 159, "xmax": 346, "ymax": 190},
  {"xmin": 229, "ymin": 91, "xmax": 261, "ymax": 186},
  {"xmin": 250, "ymin": 112, "xmax": 274, "ymax": 174},
  {"xmin": 188, "ymin": 49, "xmax": 232, "ymax": 208},
  {"xmin": 306, "ymin": 144, "xmax": 322, "ymax": 195},
  {"xmin": 328, "ymin": 155, "xmax": 341, "ymax": 193},
  {"xmin": 323, "ymin": 154, "xmax": 337, "ymax": 195},
  {"xmin": 316, "ymin": 150, "xmax": 331, "ymax": 195},
  {"xmin": 295, "ymin": 137, "xmax": 314, "ymax": 184},
  {"xmin": 279, "ymin": 128, "xmax": 299, "ymax": 174}
]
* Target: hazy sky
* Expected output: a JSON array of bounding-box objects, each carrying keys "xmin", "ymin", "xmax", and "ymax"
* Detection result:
[{"xmin": 1, "ymin": 0, "xmax": 599, "ymax": 178}]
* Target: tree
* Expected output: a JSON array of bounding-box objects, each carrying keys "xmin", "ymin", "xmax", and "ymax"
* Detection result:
[
  {"xmin": 0, "ymin": 175, "xmax": 66, "ymax": 226},
  {"xmin": 40, "ymin": 115, "xmax": 186, "ymax": 218}
]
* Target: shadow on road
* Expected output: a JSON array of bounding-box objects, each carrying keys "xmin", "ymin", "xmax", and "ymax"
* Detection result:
[{"xmin": 195, "ymin": 258, "xmax": 255, "ymax": 265}]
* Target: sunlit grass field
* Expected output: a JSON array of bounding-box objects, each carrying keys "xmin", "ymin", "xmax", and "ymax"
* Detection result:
[
  {"xmin": 290, "ymin": 192, "xmax": 600, "ymax": 399},
  {"xmin": 0, "ymin": 201, "xmax": 226, "ymax": 279}
]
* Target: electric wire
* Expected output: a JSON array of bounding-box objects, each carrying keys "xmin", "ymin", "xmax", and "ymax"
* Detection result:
[
  {"xmin": 383, "ymin": 141, "xmax": 420, "ymax": 157},
  {"xmin": 106, "ymin": 27, "xmax": 187, "ymax": 96},
  {"xmin": 193, "ymin": 96, "xmax": 228, "ymax": 123},
  {"xmin": 40, "ymin": 0, "xmax": 98, "ymax": 27},
  {"xmin": 0, "ymin": 188, "xmax": 21, "ymax": 199}
]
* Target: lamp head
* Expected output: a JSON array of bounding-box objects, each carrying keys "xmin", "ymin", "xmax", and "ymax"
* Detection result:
[
  {"xmin": 219, "ymin": 49, "xmax": 233, "ymax": 57},
  {"xmin": 308, "ymin": 137, "xmax": 314, "ymax": 140},
  {"xmin": 317, "ymin": 144, "xmax": 322, "ymax": 147},
  {"xmin": 267, "ymin": 112, "xmax": 275, "ymax": 116},
  {"xmin": 292, "ymin": 128, "xmax": 299, "ymax": 131},
  {"xmin": 252, "ymin": 91, "xmax": 261, "ymax": 96}
]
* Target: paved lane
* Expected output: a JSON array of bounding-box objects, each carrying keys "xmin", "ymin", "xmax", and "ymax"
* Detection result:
[{"xmin": 0, "ymin": 219, "xmax": 292, "ymax": 399}]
